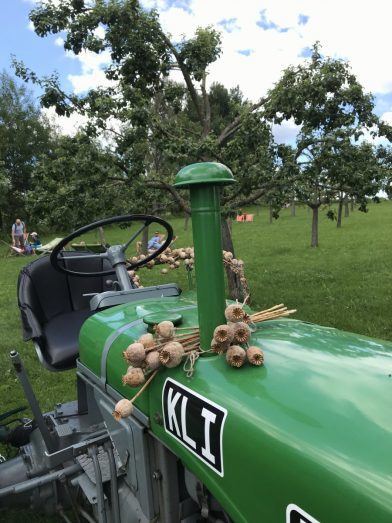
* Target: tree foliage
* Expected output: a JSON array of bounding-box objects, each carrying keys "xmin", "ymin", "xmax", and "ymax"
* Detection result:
[
  {"xmin": 264, "ymin": 44, "xmax": 391, "ymax": 246},
  {"xmin": 16, "ymin": 0, "xmax": 277, "ymax": 215},
  {"xmin": 0, "ymin": 71, "xmax": 52, "ymax": 233}
]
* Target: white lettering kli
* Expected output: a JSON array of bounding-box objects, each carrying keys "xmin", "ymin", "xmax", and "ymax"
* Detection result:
[
  {"xmin": 201, "ymin": 407, "xmax": 216, "ymax": 464},
  {"xmin": 181, "ymin": 397, "xmax": 196, "ymax": 449},
  {"xmin": 167, "ymin": 388, "xmax": 181, "ymax": 437}
]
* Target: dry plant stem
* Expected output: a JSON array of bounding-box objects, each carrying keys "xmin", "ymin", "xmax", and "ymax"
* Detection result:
[
  {"xmin": 251, "ymin": 309, "xmax": 297, "ymax": 323},
  {"xmin": 250, "ymin": 307, "xmax": 287, "ymax": 320},
  {"xmin": 183, "ymin": 343, "xmax": 200, "ymax": 351},
  {"xmin": 131, "ymin": 370, "xmax": 159, "ymax": 403},
  {"xmin": 145, "ymin": 335, "xmax": 200, "ymax": 353},
  {"xmin": 251, "ymin": 307, "xmax": 287, "ymax": 319},
  {"xmin": 174, "ymin": 327, "xmax": 199, "ymax": 331}
]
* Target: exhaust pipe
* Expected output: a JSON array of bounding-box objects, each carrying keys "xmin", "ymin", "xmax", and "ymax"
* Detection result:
[{"xmin": 174, "ymin": 162, "xmax": 235, "ymax": 350}]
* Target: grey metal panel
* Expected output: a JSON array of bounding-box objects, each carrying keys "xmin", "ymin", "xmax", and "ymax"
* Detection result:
[
  {"xmin": 90, "ymin": 284, "xmax": 180, "ymax": 311},
  {"xmin": 94, "ymin": 389, "xmax": 138, "ymax": 492},
  {"xmin": 76, "ymin": 364, "xmax": 149, "ymax": 427}
]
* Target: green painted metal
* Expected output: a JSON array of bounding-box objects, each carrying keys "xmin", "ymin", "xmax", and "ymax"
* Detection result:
[
  {"xmin": 79, "ymin": 294, "xmax": 392, "ymax": 522},
  {"xmin": 143, "ymin": 311, "xmax": 183, "ymax": 332},
  {"xmin": 174, "ymin": 162, "xmax": 234, "ymax": 350},
  {"xmin": 78, "ymin": 160, "xmax": 392, "ymax": 522},
  {"xmin": 174, "ymin": 161, "xmax": 235, "ymax": 187}
]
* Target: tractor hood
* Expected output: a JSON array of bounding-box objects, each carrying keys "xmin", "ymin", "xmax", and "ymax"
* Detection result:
[{"xmin": 79, "ymin": 293, "xmax": 392, "ymax": 523}]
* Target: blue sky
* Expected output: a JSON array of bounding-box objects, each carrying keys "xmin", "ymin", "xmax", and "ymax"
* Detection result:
[
  {"xmin": 0, "ymin": 1, "xmax": 78, "ymax": 96},
  {"xmin": 1, "ymin": 0, "xmax": 392, "ymax": 139}
]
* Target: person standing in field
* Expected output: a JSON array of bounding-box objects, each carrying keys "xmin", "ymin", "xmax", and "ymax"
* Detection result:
[{"xmin": 11, "ymin": 218, "xmax": 27, "ymax": 249}]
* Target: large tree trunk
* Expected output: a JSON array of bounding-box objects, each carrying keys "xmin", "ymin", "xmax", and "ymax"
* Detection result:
[
  {"xmin": 344, "ymin": 200, "xmax": 349, "ymax": 218},
  {"xmin": 291, "ymin": 200, "xmax": 296, "ymax": 216},
  {"xmin": 337, "ymin": 197, "xmax": 343, "ymax": 228},
  {"xmin": 351, "ymin": 199, "xmax": 355, "ymax": 212},
  {"xmin": 269, "ymin": 205, "xmax": 273, "ymax": 224},
  {"xmin": 184, "ymin": 214, "xmax": 190, "ymax": 231},
  {"xmin": 310, "ymin": 205, "xmax": 319, "ymax": 247},
  {"xmin": 98, "ymin": 226, "xmax": 106, "ymax": 245},
  {"xmin": 141, "ymin": 226, "xmax": 149, "ymax": 255},
  {"xmin": 221, "ymin": 217, "xmax": 242, "ymax": 300}
]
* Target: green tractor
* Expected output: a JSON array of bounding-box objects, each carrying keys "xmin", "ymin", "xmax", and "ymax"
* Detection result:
[{"xmin": 0, "ymin": 163, "xmax": 391, "ymax": 522}]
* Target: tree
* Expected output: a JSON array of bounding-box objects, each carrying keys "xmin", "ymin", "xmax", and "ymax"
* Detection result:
[
  {"xmin": 0, "ymin": 71, "xmax": 52, "ymax": 234},
  {"xmin": 264, "ymin": 44, "xmax": 389, "ymax": 247},
  {"xmin": 16, "ymin": 0, "xmax": 280, "ymax": 297},
  {"xmin": 28, "ymin": 132, "xmax": 165, "ymax": 231}
]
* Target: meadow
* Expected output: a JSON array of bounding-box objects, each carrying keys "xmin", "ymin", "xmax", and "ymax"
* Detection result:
[{"xmin": 0, "ymin": 200, "xmax": 391, "ymax": 521}]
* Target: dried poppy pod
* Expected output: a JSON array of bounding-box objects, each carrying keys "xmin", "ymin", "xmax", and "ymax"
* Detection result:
[
  {"xmin": 161, "ymin": 268, "xmax": 168, "ymax": 274},
  {"xmin": 139, "ymin": 254, "xmax": 146, "ymax": 261},
  {"xmin": 179, "ymin": 251, "xmax": 186, "ymax": 259},
  {"xmin": 122, "ymin": 367, "xmax": 145, "ymax": 387},
  {"xmin": 131, "ymin": 256, "xmax": 138, "ymax": 264},
  {"xmin": 247, "ymin": 346, "xmax": 264, "ymax": 366},
  {"xmin": 225, "ymin": 304, "xmax": 246, "ymax": 323},
  {"xmin": 145, "ymin": 351, "xmax": 161, "ymax": 371},
  {"xmin": 226, "ymin": 345, "xmax": 246, "ymax": 368},
  {"xmin": 211, "ymin": 339, "xmax": 229, "ymax": 354},
  {"xmin": 232, "ymin": 322, "xmax": 251, "ymax": 343},
  {"xmin": 138, "ymin": 333, "xmax": 155, "ymax": 349},
  {"xmin": 123, "ymin": 342, "xmax": 146, "ymax": 366},
  {"xmin": 160, "ymin": 253, "xmax": 168, "ymax": 263},
  {"xmin": 127, "ymin": 270, "xmax": 135, "ymax": 277},
  {"xmin": 146, "ymin": 260, "xmax": 155, "ymax": 268},
  {"xmin": 223, "ymin": 251, "xmax": 233, "ymax": 261},
  {"xmin": 112, "ymin": 399, "xmax": 133, "ymax": 421},
  {"xmin": 159, "ymin": 342, "xmax": 184, "ymax": 368},
  {"xmin": 213, "ymin": 324, "xmax": 234, "ymax": 344},
  {"xmin": 156, "ymin": 320, "xmax": 175, "ymax": 339}
]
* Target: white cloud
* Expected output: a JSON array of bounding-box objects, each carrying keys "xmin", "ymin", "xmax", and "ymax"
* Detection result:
[
  {"xmin": 273, "ymin": 119, "xmax": 301, "ymax": 145},
  {"xmin": 42, "ymin": 106, "xmax": 88, "ymax": 136},
  {"xmin": 153, "ymin": 0, "xmax": 392, "ymax": 100},
  {"xmin": 54, "ymin": 37, "xmax": 64, "ymax": 47},
  {"xmin": 65, "ymin": 49, "xmax": 113, "ymax": 94},
  {"xmin": 381, "ymin": 111, "xmax": 392, "ymax": 125}
]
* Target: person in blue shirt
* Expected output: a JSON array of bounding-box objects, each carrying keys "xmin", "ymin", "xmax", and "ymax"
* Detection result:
[
  {"xmin": 147, "ymin": 231, "xmax": 164, "ymax": 250},
  {"xmin": 30, "ymin": 232, "xmax": 42, "ymax": 249}
]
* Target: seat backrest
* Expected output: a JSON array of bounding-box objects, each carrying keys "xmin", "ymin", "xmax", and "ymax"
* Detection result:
[{"xmin": 18, "ymin": 253, "xmax": 115, "ymax": 336}]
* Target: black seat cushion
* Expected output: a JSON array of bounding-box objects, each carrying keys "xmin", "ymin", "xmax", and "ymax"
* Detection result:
[
  {"xmin": 18, "ymin": 253, "xmax": 115, "ymax": 371},
  {"xmin": 43, "ymin": 309, "xmax": 95, "ymax": 369}
]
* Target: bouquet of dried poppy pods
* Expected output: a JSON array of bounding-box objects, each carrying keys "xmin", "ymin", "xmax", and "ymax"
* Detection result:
[
  {"xmin": 211, "ymin": 303, "xmax": 296, "ymax": 368},
  {"xmin": 113, "ymin": 320, "xmax": 200, "ymax": 421},
  {"xmin": 113, "ymin": 303, "xmax": 296, "ymax": 420}
]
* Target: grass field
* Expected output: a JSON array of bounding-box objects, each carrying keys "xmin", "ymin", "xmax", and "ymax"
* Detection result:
[{"xmin": 0, "ymin": 201, "xmax": 391, "ymax": 521}]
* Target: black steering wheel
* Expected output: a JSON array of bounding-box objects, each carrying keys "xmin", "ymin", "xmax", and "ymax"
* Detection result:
[{"xmin": 50, "ymin": 214, "xmax": 173, "ymax": 277}]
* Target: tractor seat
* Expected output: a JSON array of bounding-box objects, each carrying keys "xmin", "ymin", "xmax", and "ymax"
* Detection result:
[{"xmin": 17, "ymin": 253, "xmax": 115, "ymax": 371}]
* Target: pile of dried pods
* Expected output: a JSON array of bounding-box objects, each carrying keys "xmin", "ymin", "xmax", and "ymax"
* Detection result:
[
  {"xmin": 127, "ymin": 247, "xmax": 249, "ymax": 297},
  {"xmin": 112, "ymin": 303, "xmax": 296, "ymax": 421},
  {"xmin": 211, "ymin": 303, "xmax": 296, "ymax": 368},
  {"xmin": 112, "ymin": 321, "xmax": 199, "ymax": 421}
]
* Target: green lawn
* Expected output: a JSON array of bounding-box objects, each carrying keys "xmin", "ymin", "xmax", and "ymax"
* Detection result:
[{"xmin": 0, "ymin": 201, "xmax": 391, "ymax": 520}]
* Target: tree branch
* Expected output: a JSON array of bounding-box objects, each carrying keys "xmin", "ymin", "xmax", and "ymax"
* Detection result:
[
  {"xmin": 146, "ymin": 179, "xmax": 191, "ymax": 215},
  {"xmin": 158, "ymin": 30, "xmax": 205, "ymax": 130},
  {"xmin": 217, "ymin": 99, "xmax": 266, "ymax": 146}
]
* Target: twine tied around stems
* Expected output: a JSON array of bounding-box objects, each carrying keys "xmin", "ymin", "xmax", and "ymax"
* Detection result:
[{"xmin": 183, "ymin": 350, "xmax": 200, "ymax": 378}]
